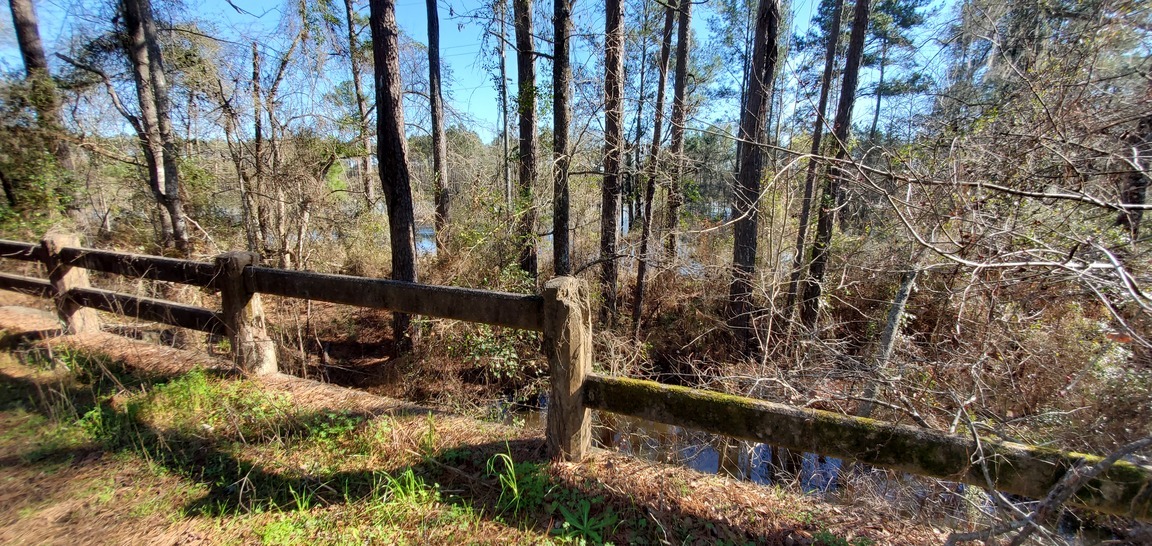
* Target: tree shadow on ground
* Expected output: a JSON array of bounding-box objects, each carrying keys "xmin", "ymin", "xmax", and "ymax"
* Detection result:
[{"xmin": 1, "ymin": 357, "xmax": 801, "ymax": 544}]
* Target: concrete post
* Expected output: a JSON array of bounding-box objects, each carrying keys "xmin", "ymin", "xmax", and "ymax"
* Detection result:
[
  {"xmin": 543, "ymin": 276, "xmax": 592, "ymax": 461},
  {"xmin": 215, "ymin": 251, "xmax": 277, "ymax": 375},
  {"xmin": 41, "ymin": 233, "xmax": 99, "ymax": 334}
]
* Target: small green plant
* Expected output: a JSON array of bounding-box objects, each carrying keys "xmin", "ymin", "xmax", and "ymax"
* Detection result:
[
  {"xmin": 487, "ymin": 450, "xmax": 523, "ymax": 515},
  {"xmin": 258, "ymin": 516, "xmax": 304, "ymax": 545},
  {"xmin": 452, "ymin": 323, "xmax": 541, "ymax": 382},
  {"xmin": 553, "ymin": 499, "xmax": 617, "ymax": 545},
  {"xmin": 351, "ymin": 417, "xmax": 394, "ymax": 455},
  {"xmin": 306, "ymin": 411, "xmax": 363, "ymax": 446},
  {"xmin": 419, "ymin": 412, "xmax": 438, "ymax": 456},
  {"xmin": 486, "ymin": 445, "xmax": 549, "ymax": 516},
  {"xmin": 287, "ymin": 483, "xmax": 316, "ymax": 512},
  {"xmin": 212, "ymin": 337, "xmax": 231, "ymax": 354},
  {"xmin": 384, "ymin": 468, "xmax": 438, "ymax": 506},
  {"xmin": 79, "ymin": 400, "xmax": 141, "ymax": 449}
]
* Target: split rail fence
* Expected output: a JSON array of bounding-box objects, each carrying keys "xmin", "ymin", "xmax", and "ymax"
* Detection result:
[{"xmin": 0, "ymin": 234, "xmax": 1149, "ymax": 521}]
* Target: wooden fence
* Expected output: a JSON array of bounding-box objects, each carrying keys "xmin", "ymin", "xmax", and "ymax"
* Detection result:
[{"xmin": 0, "ymin": 234, "xmax": 1149, "ymax": 521}]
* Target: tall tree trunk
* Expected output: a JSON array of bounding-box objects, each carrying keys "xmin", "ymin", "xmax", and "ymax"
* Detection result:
[
  {"xmin": 499, "ymin": 0, "xmax": 512, "ymax": 215},
  {"xmin": 552, "ymin": 0, "xmax": 572, "ymax": 276},
  {"xmin": 728, "ymin": 0, "xmax": 781, "ymax": 354},
  {"xmin": 343, "ymin": 0, "xmax": 375, "ymax": 207},
  {"xmin": 427, "ymin": 0, "xmax": 450, "ymax": 252},
  {"xmin": 601, "ymin": 0, "xmax": 624, "ymax": 322},
  {"xmin": 631, "ymin": 4, "xmax": 676, "ymax": 339},
  {"xmin": 9, "ymin": 0, "xmax": 50, "ymax": 99},
  {"xmin": 0, "ymin": 169, "xmax": 14, "ymax": 208},
  {"xmin": 784, "ymin": 0, "xmax": 843, "ymax": 325},
  {"xmin": 869, "ymin": 36, "xmax": 888, "ymax": 141},
  {"xmin": 369, "ymin": 0, "xmax": 419, "ymax": 351},
  {"xmin": 664, "ymin": 0, "xmax": 691, "ymax": 259},
  {"xmin": 10, "ymin": 0, "xmax": 73, "ymax": 171},
  {"xmin": 264, "ymin": 30, "xmax": 301, "ymax": 269},
  {"xmin": 630, "ymin": 7, "xmax": 650, "ymax": 234},
  {"xmin": 9, "ymin": 0, "xmax": 73, "ymax": 176},
  {"xmin": 252, "ymin": 43, "xmax": 272, "ymax": 257},
  {"xmin": 122, "ymin": 0, "xmax": 187, "ymax": 253},
  {"xmin": 513, "ymin": 0, "xmax": 538, "ymax": 279},
  {"xmin": 800, "ymin": 0, "xmax": 871, "ymax": 329},
  {"xmin": 136, "ymin": 0, "xmax": 189, "ymax": 254}
]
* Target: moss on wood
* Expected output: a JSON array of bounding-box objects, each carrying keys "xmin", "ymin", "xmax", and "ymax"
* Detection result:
[{"xmin": 582, "ymin": 374, "xmax": 1152, "ymax": 521}]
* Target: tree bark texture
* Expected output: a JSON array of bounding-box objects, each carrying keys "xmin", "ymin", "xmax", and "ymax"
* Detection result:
[
  {"xmin": 800, "ymin": 0, "xmax": 871, "ymax": 329},
  {"xmin": 629, "ymin": 6, "xmax": 649, "ymax": 234},
  {"xmin": 784, "ymin": 0, "xmax": 843, "ymax": 324},
  {"xmin": 343, "ymin": 0, "xmax": 376, "ymax": 207},
  {"xmin": 9, "ymin": 0, "xmax": 49, "ymax": 80},
  {"xmin": 369, "ymin": 0, "xmax": 419, "ymax": 351},
  {"xmin": 121, "ymin": 0, "xmax": 190, "ymax": 254},
  {"xmin": 631, "ymin": 4, "xmax": 676, "ymax": 339},
  {"xmin": 600, "ymin": 0, "xmax": 624, "ymax": 321},
  {"xmin": 499, "ymin": 0, "xmax": 512, "ymax": 214},
  {"xmin": 856, "ymin": 267, "xmax": 918, "ymax": 418},
  {"xmin": 728, "ymin": 0, "xmax": 781, "ymax": 354},
  {"xmin": 427, "ymin": 0, "xmax": 450, "ymax": 252},
  {"xmin": 552, "ymin": 0, "xmax": 572, "ymax": 276},
  {"xmin": 664, "ymin": 0, "xmax": 691, "ymax": 259},
  {"xmin": 9, "ymin": 0, "xmax": 72, "ymax": 172},
  {"xmin": 513, "ymin": 0, "xmax": 538, "ymax": 279}
]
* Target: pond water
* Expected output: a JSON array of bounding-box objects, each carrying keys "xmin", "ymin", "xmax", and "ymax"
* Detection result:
[
  {"xmin": 498, "ymin": 402, "xmax": 1122, "ymax": 544},
  {"xmin": 503, "ymin": 403, "xmax": 842, "ymax": 492},
  {"xmin": 416, "ymin": 225, "xmax": 436, "ymax": 256}
]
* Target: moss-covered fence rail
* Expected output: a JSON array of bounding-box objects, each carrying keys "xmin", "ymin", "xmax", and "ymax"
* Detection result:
[
  {"xmin": 1, "ymin": 235, "xmax": 1150, "ymax": 520},
  {"xmin": 583, "ymin": 375, "xmax": 1152, "ymax": 520}
]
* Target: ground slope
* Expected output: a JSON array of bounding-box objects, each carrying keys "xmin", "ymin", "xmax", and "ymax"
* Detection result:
[{"xmin": 0, "ymin": 298, "xmax": 941, "ymax": 545}]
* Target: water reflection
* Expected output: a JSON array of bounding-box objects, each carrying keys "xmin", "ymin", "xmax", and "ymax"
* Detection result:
[
  {"xmin": 416, "ymin": 225, "xmax": 436, "ymax": 256},
  {"xmin": 501, "ymin": 402, "xmax": 842, "ymax": 491},
  {"xmin": 496, "ymin": 404, "xmax": 1119, "ymax": 543},
  {"xmin": 592, "ymin": 412, "xmax": 843, "ymax": 492}
]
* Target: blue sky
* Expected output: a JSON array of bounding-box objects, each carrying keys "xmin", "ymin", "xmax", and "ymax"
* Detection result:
[{"xmin": 1, "ymin": 0, "xmax": 948, "ymax": 141}]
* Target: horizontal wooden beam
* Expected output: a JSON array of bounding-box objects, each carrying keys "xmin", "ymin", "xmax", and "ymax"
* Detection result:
[
  {"xmin": 57, "ymin": 247, "xmax": 218, "ymax": 287},
  {"xmin": 583, "ymin": 374, "xmax": 1152, "ymax": 521},
  {"xmin": 246, "ymin": 267, "xmax": 544, "ymax": 331},
  {"xmin": 0, "ymin": 272, "xmax": 52, "ymax": 298},
  {"xmin": 0, "ymin": 239, "xmax": 45, "ymax": 262},
  {"xmin": 68, "ymin": 287, "xmax": 226, "ymax": 335}
]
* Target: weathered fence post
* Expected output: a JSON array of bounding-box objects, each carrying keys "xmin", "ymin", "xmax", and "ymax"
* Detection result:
[
  {"xmin": 41, "ymin": 233, "xmax": 99, "ymax": 334},
  {"xmin": 215, "ymin": 252, "xmax": 277, "ymax": 375},
  {"xmin": 543, "ymin": 276, "xmax": 592, "ymax": 461}
]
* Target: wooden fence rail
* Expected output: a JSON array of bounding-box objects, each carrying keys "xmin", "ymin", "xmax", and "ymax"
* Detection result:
[
  {"xmin": 0, "ymin": 239, "xmax": 44, "ymax": 261},
  {"xmin": 583, "ymin": 374, "xmax": 1152, "ymax": 520},
  {"xmin": 57, "ymin": 247, "xmax": 219, "ymax": 287},
  {"xmin": 0, "ymin": 235, "xmax": 1149, "ymax": 522},
  {"xmin": 0, "ymin": 272, "xmax": 52, "ymax": 298},
  {"xmin": 67, "ymin": 287, "xmax": 226, "ymax": 336},
  {"xmin": 246, "ymin": 266, "xmax": 544, "ymax": 331}
]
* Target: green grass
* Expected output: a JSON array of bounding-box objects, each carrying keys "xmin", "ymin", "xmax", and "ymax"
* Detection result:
[
  {"xmin": 1, "ymin": 345, "xmax": 846, "ymax": 545},
  {"xmin": 0, "ymin": 348, "xmax": 562, "ymax": 544}
]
